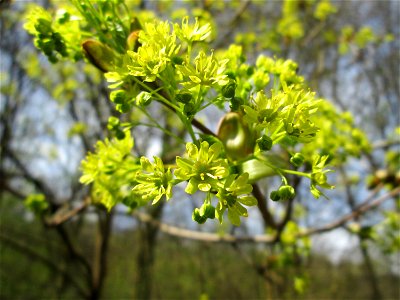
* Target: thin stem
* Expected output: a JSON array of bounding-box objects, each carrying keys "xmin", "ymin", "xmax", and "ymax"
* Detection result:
[{"xmin": 281, "ymin": 169, "xmax": 310, "ymax": 178}]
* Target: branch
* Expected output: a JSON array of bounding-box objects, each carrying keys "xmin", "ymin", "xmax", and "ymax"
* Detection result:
[
  {"xmin": 300, "ymin": 186, "xmax": 400, "ymax": 237},
  {"xmin": 132, "ymin": 186, "xmax": 400, "ymax": 244},
  {"xmin": 91, "ymin": 210, "xmax": 113, "ymax": 299},
  {"xmin": 44, "ymin": 198, "xmax": 90, "ymax": 226},
  {"xmin": 372, "ymin": 139, "xmax": 400, "ymax": 149},
  {"xmin": 252, "ymin": 184, "xmax": 277, "ymax": 229},
  {"xmin": 132, "ymin": 211, "xmax": 275, "ymax": 243},
  {"xmin": 5, "ymin": 149, "xmax": 54, "ymax": 199}
]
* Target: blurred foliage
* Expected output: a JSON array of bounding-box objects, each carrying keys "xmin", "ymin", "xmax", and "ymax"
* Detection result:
[{"xmin": 1, "ymin": 194, "xmax": 399, "ymax": 299}]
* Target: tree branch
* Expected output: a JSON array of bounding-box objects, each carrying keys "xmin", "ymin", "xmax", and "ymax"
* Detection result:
[
  {"xmin": 252, "ymin": 184, "xmax": 277, "ymax": 229},
  {"xmin": 44, "ymin": 198, "xmax": 90, "ymax": 226},
  {"xmin": 132, "ymin": 211, "xmax": 275, "ymax": 243},
  {"xmin": 300, "ymin": 186, "xmax": 400, "ymax": 237},
  {"xmin": 132, "ymin": 186, "xmax": 400, "ymax": 244}
]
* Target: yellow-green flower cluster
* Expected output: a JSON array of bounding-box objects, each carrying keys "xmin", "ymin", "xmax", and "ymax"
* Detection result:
[
  {"xmin": 175, "ymin": 141, "xmax": 229, "ymax": 194},
  {"xmin": 243, "ymin": 87, "xmax": 320, "ymax": 144},
  {"xmin": 215, "ymin": 173, "xmax": 257, "ymax": 226},
  {"xmin": 127, "ymin": 20, "xmax": 181, "ymax": 82},
  {"xmin": 177, "ymin": 51, "xmax": 229, "ymax": 88},
  {"xmin": 175, "ymin": 141, "xmax": 257, "ymax": 225},
  {"xmin": 174, "ymin": 17, "xmax": 212, "ymax": 43},
  {"xmin": 80, "ymin": 131, "xmax": 139, "ymax": 210},
  {"xmin": 133, "ymin": 156, "xmax": 173, "ymax": 204}
]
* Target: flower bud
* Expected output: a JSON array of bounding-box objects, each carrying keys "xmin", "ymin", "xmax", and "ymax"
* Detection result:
[
  {"xmin": 110, "ymin": 90, "xmax": 127, "ymax": 104},
  {"xmin": 136, "ymin": 91, "xmax": 152, "ymax": 106},
  {"xmin": 184, "ymin": 103, "xmax": 196, "ymax": 117},
  {"xmin": 115, "ymin": 129, "xmax": 126, "ymax": 140},
  {"xmin": 270, "ymin": 191, "xmax": 281, "ymax": 202},
  {"xmin": 107, "ymin": 116, "xmax": 120, "ymax": 130},
  {"xmin": 290, "ymin": 153, "xmax": 305, "ymax": 167},
  {"xmin": 200, "ymin": 203, "xmax": 215, "ymax": 219},
  {"xmin": 278, "ymin": 185, "xmax": 296, "ymax": 201},
  {"xmin": 229, "ymin": 97, "xmax": 243, "ymax": 111},
  {"xmin": 221, "ymin": 80, "xmax": 237, "ymax": 99},
  {"xmin": 192, "ymin": 208, "xmax": 207, "ymax": 224},
  {"xmin": 257, "ymin": 135, "xmax": 273, "ymax": 151},
  {"xmin": 116, "ymin": 103, "xmax": 131, "ymax": 113},
  {"xmin": 176, "ymin": 92, "xmax": 193, "ymax": 104}
]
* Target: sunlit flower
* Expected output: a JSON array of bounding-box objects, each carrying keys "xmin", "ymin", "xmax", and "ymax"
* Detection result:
[
  {"xmin": 175, "ymin": 141, "xmax": 229, "ymax": 194},
  {"xmin": 133, "ymin": 156, "xmax": 173, "ymax": 204}
]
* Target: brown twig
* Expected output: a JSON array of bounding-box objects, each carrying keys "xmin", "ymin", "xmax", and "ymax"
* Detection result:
[
  {"xmin": 132, "ymin": 210, "xmax": 275, "ymax": 243},
  {"xmin": 252, "ymin": 184, "xmax": 277, "ymax": 229},
  {"xmin": 44, "ymin": 197, "xmax": 90, "ymax": 227}
]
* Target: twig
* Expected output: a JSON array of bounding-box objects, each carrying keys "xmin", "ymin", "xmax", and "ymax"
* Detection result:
[
  {"xmin": 44, "ymin": 197, "xmax": 90, "ymax": 227},
  {"xmin": 300, "ymin": 186, "xmax": 400, "ymax": 237},
  {"xmin": 252, "ymin": 184, "xmax": 277, "ymax": 229},
  {"xmin": 132, "ymin": 211, "xmax": 275, "ymax": 243}
]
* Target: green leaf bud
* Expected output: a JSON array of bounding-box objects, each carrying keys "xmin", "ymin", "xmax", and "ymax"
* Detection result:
[
  {"xmin": 82, "ymin": 39, "xmax": 117, "ymax": 72},
  {"xmin": 40, "ymin": 39, "xmax": 55, "ymax": 55},
  {"xmin": 290, "ymin": 153, "xmax": 305, "ymax": 167},
  {"xmin": 122, "ymin": 196, "xmax": 138, "ymax": 209},
  {"xmin": 127, "ymin": 30, "xmax": 140, "ymax": 51},
  {"xmin": 110, "ymin": 90, "xmax": 127, "ymax": 104},
  {"xmin": 221, "ymin": 80, "xmax": 237, "ymax": 99},
  {"xmin": 48, "ymin": 55, "xmax": 58, "ymax": 64},
  {"xmin": 52, "ymin": 32, "xmax": 67, "ymax": 56},
  {"xmin": 278, "ymin": 185, "xmax": 296, "ymax": 201},
  {"xmin": 136, "ymin": 91, "xmax": 152, "ymax": 106},
  {"xmin": 176, "ymin": 92, "xmax": 193, "ymax": 104},
  {"xmin": 217, "ymin": 112, "xmax": 254, "ymax": 160},
  {"xmin": 257, "ymin": 135, "xmax": 273, "ymax": 151}
]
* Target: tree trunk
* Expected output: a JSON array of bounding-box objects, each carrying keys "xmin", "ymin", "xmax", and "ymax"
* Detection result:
[{"xmin": 135, "ymin": 203, "xmax": 164, "ymax": 300}]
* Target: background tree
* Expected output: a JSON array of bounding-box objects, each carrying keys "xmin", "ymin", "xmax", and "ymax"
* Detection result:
[{"xmin": 1, "ymin": 1, "xmax": 399, "ymax": 299}]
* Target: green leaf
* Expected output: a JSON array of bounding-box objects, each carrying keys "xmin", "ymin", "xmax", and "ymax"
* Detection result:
[
  {"xmin": 238, "ymin": 196, "xmax": 257, "ymax": 206},
  {"xmin": 228, "ymin": 208, "xmax": 241, "ymax": 226}
]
